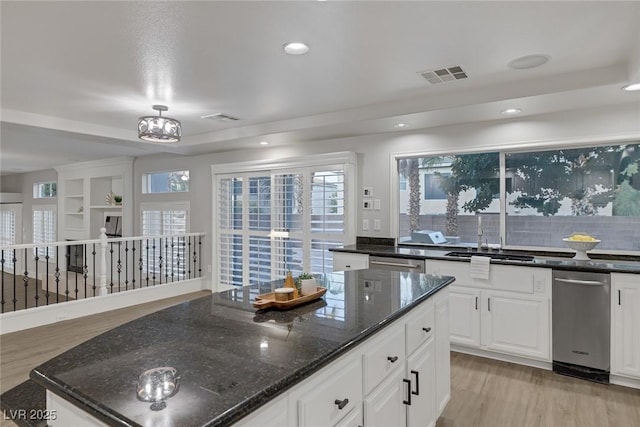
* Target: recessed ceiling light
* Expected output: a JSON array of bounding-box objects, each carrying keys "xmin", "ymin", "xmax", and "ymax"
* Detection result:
[
  {"xmin": 283, "ymin": 42, "xmax": 309, "ymax": 55},
  {"xmin": 259, "ymin": 141, "xmax": 269, "ymax": 145},
  {"xmin": 508, "ymin": 54, "xmax": 550, "ymax": 70},
  {"xmin": 501, "ymin": 108, "xmax": 522, "ymax": 115},
  {"xmin": 622, "ymin": 83, "xmax": 640, "ymax": 92},
  {"xmin": 394, "ymin": 123, "xmax": 408, "ymax": 129}
]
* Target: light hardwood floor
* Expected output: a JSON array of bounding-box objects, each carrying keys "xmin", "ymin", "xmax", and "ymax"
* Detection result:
[
  {"xmin": 439, "ymin": 352, "xmax": 640, "ymax": 427},
  {"xmin": 2, "ymin": 295, "xmax": 640, "ymax": 427}
]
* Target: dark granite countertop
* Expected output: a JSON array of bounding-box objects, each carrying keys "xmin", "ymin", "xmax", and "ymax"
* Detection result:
[
  {"xmin": 30, "ymin": 270, "xmax": 453, "ymax": 427},
  {"xmin": 330, "ymin": 244, "xmax": 640, "ymax": 274}
]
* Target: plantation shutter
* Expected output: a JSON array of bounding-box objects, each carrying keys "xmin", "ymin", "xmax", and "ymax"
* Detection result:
[
  {"xmin": 141, "ymin": 203, "xmax": 189, "ymax": 279},
  {"xmin": 32, "ymin": 205, "xmax": 56, "ymax": 259},
  {"xmin": 216, "ymin": 165, "xmax": 350, "ymax": 289}
]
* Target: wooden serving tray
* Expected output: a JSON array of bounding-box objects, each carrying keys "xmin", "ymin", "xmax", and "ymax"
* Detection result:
[{"xmin": 253, "ymin": 287, "xmax": 327, "ymax": 310}]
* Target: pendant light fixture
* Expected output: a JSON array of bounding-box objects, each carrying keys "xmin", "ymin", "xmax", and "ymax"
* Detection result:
[{"xmin": 138, "ymin": 105, "xmax": 182, "ymax": 143}]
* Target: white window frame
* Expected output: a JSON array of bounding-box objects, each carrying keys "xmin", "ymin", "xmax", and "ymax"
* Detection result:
[
  {"xmin": 32, "ymin": 204, "xmax": 56, "ymax": 261},
  {"xmin": 212, "ymin": 152, "xmax": 356, "ymax": 288},
  {"xmin": 33, "ymin": 181, "xmax": 57, "ymax": 198},
  {"xmin": 141, "ymin": 170, "xmax": 190, "ymax": 194}
]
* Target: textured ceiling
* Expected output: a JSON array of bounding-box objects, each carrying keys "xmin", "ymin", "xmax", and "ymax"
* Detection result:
[{"xmin": 1, "ymin": 1, "xmax": 640, "ymax": 173}]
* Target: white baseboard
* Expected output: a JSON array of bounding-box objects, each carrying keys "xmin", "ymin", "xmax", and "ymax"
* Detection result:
[
  {"xmin": 610, "ymin": 374, "xmax": 640, "ymax": 390},
  {"xmin": 451, "ymin": 345, "xmax": 553, "ymax": 371},
  {"xmin": 0, "ymin": 278, "xmax": 208, "ymax": 335}
]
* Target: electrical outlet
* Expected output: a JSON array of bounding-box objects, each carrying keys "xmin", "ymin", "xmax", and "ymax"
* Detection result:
[
  {"xmin": 373, "ymin": 219, "xmax": 381, "ymax": 231},
  {"xmin": 362, "ymin": 219, "xmax": 370, "ymax": 231},
  {"xmin": 534, "ymin": 280, "xmax": 545, "ymax": 293}
]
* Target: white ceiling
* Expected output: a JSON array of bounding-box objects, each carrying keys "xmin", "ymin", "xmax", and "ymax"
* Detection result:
[{"xmin": 2, "ymin": 1, "xmax": 640, "ymax": 174}]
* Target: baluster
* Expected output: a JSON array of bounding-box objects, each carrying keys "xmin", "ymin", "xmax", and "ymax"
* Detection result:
[
  {"xmin": 1, "ymin": 250, "xmax": 5, "ymax": 313},
  {"xmin": 65, "ymin": 246, "xmax": 70, "ymax": 301},
  {"xmin": 131, "ymin": 241, "xmax": 137, "ymax": 289},
  {"xmin": 158, "ymin": 237, "xmax": 162, "ymax": 285},
  {"xmin": 12, "ymin": 250, "xmax": 17, "ymax": 311},
  {"xmin": 171, "ymin": 237, "xmax": 175, "ymax": 282},
  {"xmin": 74, "ymin": 251, "xmax": 79, "ymax": 300},
  {"xmin": 125, "ymin": 241, "xmax": 129, "ymax": 290},
  {"xmin": 110, "ymin": 241, "xmax": 114, "ymax": 293},
  {"xmin": 145, "ymin": 238, "xmax": 150, "ymax": 287},
  {"xmin": 45, "ymin": 247, "xmax": 50, "ymax": 305},
  {"xmin": 188, "ymin": 236, "xmax": 192, "ymax": 279},
  {"xmin": 198, "ymin": 235, "xmax": 202, "ymax": 278},
  {"xmin": 117, "ymin": 241, "xmax": 122, "ymax": 291},
  {"xmin": 24, "ymin": 248, "xmax": 29, "ymax": 309},
  {"xmin": 92, "ymin": 243, "xmax": 97, "ymax": 297},
  {"xmin": 83, "ymin": 243, "xmax": 88, "ymax": 299},
  {"xmin": 55, "ymin": 247, "xmax": 60, "ymax": 304},
  {"xmin": 139, "ymin": 240, "xmax": 144, "ymax": 287},
  {"xmin": 152, "ymin": 238, "xmax": 156, "ymax": 285},
  {"xmin": 34, "ymin": 248, "xmax": 39, "ymax": 307},
  {"xmin": 164, "ymin": 238, "xmax": 169, "ymax": 283}
]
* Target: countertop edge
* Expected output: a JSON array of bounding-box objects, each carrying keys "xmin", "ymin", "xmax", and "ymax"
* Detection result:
[{"xmin": 330, "ymin": 246, "xmax": 640, "ymax": 274}]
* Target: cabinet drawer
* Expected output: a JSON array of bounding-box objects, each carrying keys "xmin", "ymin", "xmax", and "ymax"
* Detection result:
[
  {"xmin": 333, "ymin": 252, "xmax": 369, "ymax": 271},
  {"xmin": 405, "ymin": 299, "xmax": 435, "ymax": 356},
  {"xmin": 363, "ymin": 322, "xmax": 405, "ymax": 395},
  {"xmin": 296, "ymin": 356, "xmax": 362, "ymax": 427}
]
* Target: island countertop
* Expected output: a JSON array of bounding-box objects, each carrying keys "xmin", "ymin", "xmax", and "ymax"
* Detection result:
[{"xmin": 30, "ymin": 270, "xmax": 454, "ymax": 427}]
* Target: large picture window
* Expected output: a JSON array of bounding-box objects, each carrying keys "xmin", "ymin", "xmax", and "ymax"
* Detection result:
[{"xmin": 397, "ymin": 142, "xmax": 640, "ymax": 253}]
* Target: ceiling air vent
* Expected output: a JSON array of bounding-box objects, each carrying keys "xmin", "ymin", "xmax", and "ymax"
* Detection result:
[
  {"xmin": 419, "ymin": 66, "xmax": 468, "ymax": 85},
  {"xmin": 200, "ymin": 113, "xmax": 240, "ymax": 122}
]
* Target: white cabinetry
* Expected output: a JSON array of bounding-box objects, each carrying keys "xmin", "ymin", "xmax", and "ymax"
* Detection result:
[
  {"xmin": 55, "ymin": 158, "xmax": 133, "ymax": 240},
  {"xmin": 612, "ymin": 273, "xmax": 640, "ymax": 381},
  {"xmin": 428, "ymin": 260, "xmax": 551, "ymax": 363}
]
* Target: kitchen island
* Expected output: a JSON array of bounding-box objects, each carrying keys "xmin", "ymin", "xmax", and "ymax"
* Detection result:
[{"xmin": 30, "ymin": 270, "xmax": 454, "ymax": 427}]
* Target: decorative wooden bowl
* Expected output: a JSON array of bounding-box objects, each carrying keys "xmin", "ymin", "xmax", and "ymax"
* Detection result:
[{"xmin": 253, "ymin": 287, "xmax": 327, "ymax": 310}]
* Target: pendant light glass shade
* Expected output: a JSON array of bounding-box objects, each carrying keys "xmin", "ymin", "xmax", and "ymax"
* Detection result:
[{"xmin": 138, "ymin": 105, "xmax": 181, "ymax": 143}]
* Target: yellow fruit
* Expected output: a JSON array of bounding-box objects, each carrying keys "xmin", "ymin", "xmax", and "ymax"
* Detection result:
[{"xmin": 568, "ymin": 234, "xmax": 596, "ymax": 242}]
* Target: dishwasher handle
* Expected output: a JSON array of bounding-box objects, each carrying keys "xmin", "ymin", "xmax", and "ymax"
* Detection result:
[
  {"xmin": 370, "ymin": 260, "xmax": 422, "ymax": 269},
  {"xmin": 554, "ymin": 277, "xmax": 607, "ymax": 286}
]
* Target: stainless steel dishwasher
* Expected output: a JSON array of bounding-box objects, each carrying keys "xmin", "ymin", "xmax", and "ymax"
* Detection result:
[
  {"xmin": 368, "ymin": 256, "xmax": 425, "ymax": 273},
  {"xmin": 552, "ymin": 269, "xmax": 611, "ymax": 383}
]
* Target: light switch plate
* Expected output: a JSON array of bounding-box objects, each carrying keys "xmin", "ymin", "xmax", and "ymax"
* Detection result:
[
  {"xmin": 373, "ymin": 199, "xmax": 381, "ymax": 210},
  {"xmin": 363, "ymin": 187, "xmax": 373, "ymax": 197},
  {"xmin": 373, "ymin": 219, "xmax": 381, "ymax": 231},
  {"xmin": 363, "ymin": 198, "xmax": 373, "ymax": 210},
  {"xmin": 362, "ymin": 219, "xmax": 370, "ymax": 230}
]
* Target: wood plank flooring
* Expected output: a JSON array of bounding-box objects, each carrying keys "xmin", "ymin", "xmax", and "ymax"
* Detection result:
[
  {"xmin": 2, "ymin": 294, "xmax": 640, "ymax": 427},
  {"xmin": 438, "ymin": 352, "xmax": 640, "ymax": 427}
]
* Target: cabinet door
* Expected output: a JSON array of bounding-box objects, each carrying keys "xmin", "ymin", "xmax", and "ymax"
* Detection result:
[
  {"xmin": 612, "ymin": 274, "xmax": 640, "ymax": 379},
  {"xmin": 296, "ymin": 356, "xmax": 362, "ymax": 427},
  {"xmin": 233, "ymin": 393, "xmax": 291, "ymax": 427},
  {"xmin": 363, "ymin": 369, "xmax": 406, "ymax": 427},
  {"xmin": 449, "ymin": 286, "xmax": 481, "ymax": 347},
  {"xmin": 434, "ymin": 289, "xmax": 450, "ymax": 417},
  {"xmin": 406, "ymin": 338, "xmax": 436, "ymax": 427},
  {"xmin": 482, "ymin": 291, "xmax": 550, "ymax": 361},
  {"xmin": 333, "ymin": 406, "xmax": 363, "ymax": 427}
]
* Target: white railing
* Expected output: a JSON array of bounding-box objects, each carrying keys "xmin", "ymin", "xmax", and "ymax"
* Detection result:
[{"xmin": 0, "ymin": 228, "xmax": 205, "ymax": 313}]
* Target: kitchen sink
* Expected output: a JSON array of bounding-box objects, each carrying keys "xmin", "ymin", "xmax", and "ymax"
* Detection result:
[{"xmin": 444, "ymin": 251, "xmax": 535, "ymax": 262}]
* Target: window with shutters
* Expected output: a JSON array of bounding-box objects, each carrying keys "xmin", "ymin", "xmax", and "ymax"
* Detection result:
[
  {"xmin": 33, "ymin": 181, "xmax": 57, "ymax": 198},
  {"xmin": 141, "ymin": 202, "xmax": 189, "ymax": 279},
  {"xmin": 142, "ymin": 170, "xmax": 189, "ymax": 194},
  {"xmin": 215, "ymin": 155, "xmax": 354, "ymax": 295},
  {"xmin": 32, "ymin": 205, "xmax": 56, "ymax": 260},
  {"xmin": 0, "ymin": 206, "xmax": 17, "ymax": 247}
]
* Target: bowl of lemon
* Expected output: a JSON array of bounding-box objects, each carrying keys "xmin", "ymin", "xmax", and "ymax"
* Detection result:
[{"xmin": 562, "ymin": 233, "xmax": 600, "ymax": 260}]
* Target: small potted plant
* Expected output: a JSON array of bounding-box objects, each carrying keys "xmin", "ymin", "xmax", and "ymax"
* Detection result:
[
  {"xmin": 296, "ymin": 273, "xmax": 316, "ymax": 296},
  {"xmin": 113, "ymin": 195, "xmax": 123, "ymax": 206}
]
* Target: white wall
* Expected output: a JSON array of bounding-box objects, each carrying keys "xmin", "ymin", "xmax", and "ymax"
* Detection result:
[{"xmin": 3, "ymin": 102, "xmax": 639, "ymax": 278}]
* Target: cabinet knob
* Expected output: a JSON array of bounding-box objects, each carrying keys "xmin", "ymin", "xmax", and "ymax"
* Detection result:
[
  {"xmin": 387, "ymin": 355, "xmax": 399, "ymax": 363},
  {"xmin": 422, "ymin": 327, "xmax": 432, "ymax": 333},
  {"xmin": 334, "ymin": 398, "xmax": 349, "ymax": 410}
]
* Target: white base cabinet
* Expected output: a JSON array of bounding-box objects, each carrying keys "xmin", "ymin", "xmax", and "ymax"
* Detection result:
[
  {"xmin": 429, "ymin": 260, "xmax": 551, "ymax": 363},
  {"xmin": 612, "ymin": 273, "xmax": 640, "ymax": 380}
]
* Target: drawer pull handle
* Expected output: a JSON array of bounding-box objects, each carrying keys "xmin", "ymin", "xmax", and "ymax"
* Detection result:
[
  {"xmin": 411, "ymin": 370, "xmax": 420, "ymax": 396},
  {"xmin": 387, "ymin": 355, "xmax": 399, "ymax": 363},
  {"xmin": 403, "ymin": 379, "xmax": 412, "ymax": 405},
  {"xmin": 345, "ymin": 265, "xmax": 351, "ymax": 268},
  {"xmin": 334, "ymin": 398, "xmax": 349, "ymax": 410},
  {"xmin": 422, "ymin": 327, "xmax": 431, "ymax": 333}
]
